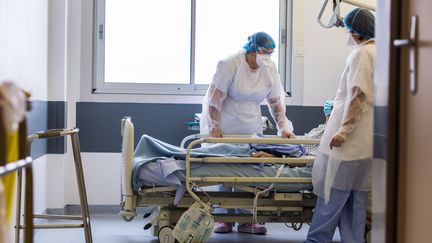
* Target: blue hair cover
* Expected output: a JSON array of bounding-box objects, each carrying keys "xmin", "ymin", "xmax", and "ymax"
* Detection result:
[
  {"xmin": 243, "ymin": 32, "xmax": 276, "ymax": 52},
  {"xmin": 343, "ymin": 8, "xmax": 375, "ymax": 39}
]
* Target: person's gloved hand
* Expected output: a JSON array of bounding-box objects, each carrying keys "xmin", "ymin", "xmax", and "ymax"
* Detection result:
[
  {"xmin": 210, "ymin": 127, "xmax": 222, "ymax": 138},
  {"xmin": 329, "ymin": 86, "xmax": 368, "ymax": 150},
  {"xmin": 281, "ymin": 130, "xmax": 296, "ymax": 139},
  {"xmin": 329, "ymin": 132, "xmax": 346, "ymax": 149}
]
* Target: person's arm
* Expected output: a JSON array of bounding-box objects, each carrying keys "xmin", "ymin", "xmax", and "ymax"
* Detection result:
[
  {"xmin": 207, "ymin": 85, "xmax": 225, "ymax": 137},
  {"xmin": 330, "ymin": 47, "xmax": 374, "ymax": 149},
  {"xmin": 266, "ymin": 96, "xmax": 295, "ymax": 138},
  {"xmin": 203, "ymin": 59, "xmax": 235, "ymax": 137},
  {"xmin": 329, "ymin": 86, "xmax": 366, "ymax": 149}
]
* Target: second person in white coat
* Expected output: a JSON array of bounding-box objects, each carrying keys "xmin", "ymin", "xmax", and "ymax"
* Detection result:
[{"xmin": 200, "ymin": 31, "xmax": 295, "ymax": 234}]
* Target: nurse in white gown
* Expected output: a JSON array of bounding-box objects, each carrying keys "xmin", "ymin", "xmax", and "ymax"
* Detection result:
[
  {"xmin": 200, "ymin": 31, "xmax": 295, "ymax": 235},
  {"xmin": 305, "ymin": 8, "xmax": 376, "ymax": 243}
]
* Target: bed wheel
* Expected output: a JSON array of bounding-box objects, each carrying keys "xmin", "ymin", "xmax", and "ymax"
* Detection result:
[
  {"xmin": 284, "ymin": 222, "xmax": 303, "ymax": 231},
  {"xmin": 143, "ymin": 223, "xmax": 152, "ymax": 230},
  {"xmin": 122, "ymin": 215, "xmax": 135, "ymax": 222},
  {"xmin": 364, "ymin": 224, "xmax": 372, "ymax": 243},
  {"xmin": 158, "ymin": 226, "xmax": 178, "ymax": 243},
  {"xmin": 292, "ymin": 222, "xmax": 303, "ymax": 231},
  {"xmin": 365, "ymin": 230, "xmax": 371, "ymax": 243}
]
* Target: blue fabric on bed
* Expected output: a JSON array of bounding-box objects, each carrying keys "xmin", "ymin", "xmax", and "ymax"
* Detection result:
[
  {"xmin": 132, "ymin": 134, "xmax": 254, "ymax": 192},
  {"xmin": 250, "ymin": 143, "xmax": 306, "ymax": 157},
  {"xmin": 131, "ymin": 134, "xmax": 310, "ymax": 203}
]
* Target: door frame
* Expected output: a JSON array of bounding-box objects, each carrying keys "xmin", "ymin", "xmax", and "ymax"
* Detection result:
[{"xmin": 374, "ymin": 0, "xmax": 402, "ymax": 242}]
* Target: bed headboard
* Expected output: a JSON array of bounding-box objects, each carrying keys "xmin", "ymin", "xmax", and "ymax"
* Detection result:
[{"xmin": 120, "ymin": 117, "xmax": 136, "ymax": 217}]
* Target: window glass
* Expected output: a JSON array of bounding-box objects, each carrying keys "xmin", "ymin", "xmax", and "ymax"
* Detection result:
[
  {"xmin": 104, "ymin": 0, "xmax": 191, "ymax": 84},
  {"xmin": 195, "ymin": 0, "xmax": 280, "ymax": 84}
]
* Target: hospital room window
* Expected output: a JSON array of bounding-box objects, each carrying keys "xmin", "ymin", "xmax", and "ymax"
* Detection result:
[{"xmin": 94, "ymin": 0, "xmax": 292, "ymax": 95}]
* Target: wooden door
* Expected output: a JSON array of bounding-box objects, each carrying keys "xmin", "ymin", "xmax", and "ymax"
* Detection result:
[{"xmin": 397, "ymin": 0, "xmax": 432, "ymax": 242}]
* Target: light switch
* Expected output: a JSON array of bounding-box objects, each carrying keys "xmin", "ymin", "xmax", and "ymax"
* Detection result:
[{"xmin": 295, "ymin": 47, "xmax": 304, "ymax": 57}]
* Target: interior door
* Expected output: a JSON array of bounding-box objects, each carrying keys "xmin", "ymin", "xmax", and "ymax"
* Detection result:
[{"xmin": 396, "ymin": 0, "xmax": 432, "ymax": 242}]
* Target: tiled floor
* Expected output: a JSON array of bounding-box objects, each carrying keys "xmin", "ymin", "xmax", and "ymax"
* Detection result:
[{"xmin": 33, "ymin": 215, "xmax": 341, "ymax": 243}]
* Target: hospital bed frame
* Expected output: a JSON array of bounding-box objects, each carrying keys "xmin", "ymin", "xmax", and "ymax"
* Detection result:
[{"xmin": 119, "ymin": 117, "xmax": 320, "ymax": 242}]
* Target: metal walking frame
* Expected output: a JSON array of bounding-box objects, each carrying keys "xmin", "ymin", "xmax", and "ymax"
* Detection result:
[{"xmin": 14, "ymin": 128, "xmax": 93, "ymax": 243}]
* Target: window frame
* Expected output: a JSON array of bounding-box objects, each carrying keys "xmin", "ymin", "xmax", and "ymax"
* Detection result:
[{"xmin": 93, "ymin": 0, "xmax": 293, "ymax": 96}]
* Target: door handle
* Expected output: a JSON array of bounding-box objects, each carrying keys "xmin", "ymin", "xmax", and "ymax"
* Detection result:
[
  {"xmin": 393, "ymin": 39, "xmax": 411, "ymax": 47},
  {"xmin": 393, "ymin": 15, "xmax": 418, "ymax": 95}
]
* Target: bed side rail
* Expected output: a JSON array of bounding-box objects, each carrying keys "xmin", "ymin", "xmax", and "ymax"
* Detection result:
[
  {"xmin": 120, "ymin": 116, "xmax": 137, "ymax": 221},
  {"xmin": 184, "ymin": 136, "xmax": 320, "ymax": 208},
  {"xmin": 181, "ymin": 134, "xmax": 283, "ymax": 149}
]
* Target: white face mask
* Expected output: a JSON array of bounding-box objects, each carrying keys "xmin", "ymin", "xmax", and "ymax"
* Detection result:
[
  {"xmin": 347, "ymin": 34, "xmax": 357, "ymax": 46},
  {"xmin": 256, "ymin": 54, "xmax": 272, "ymax": 67}
]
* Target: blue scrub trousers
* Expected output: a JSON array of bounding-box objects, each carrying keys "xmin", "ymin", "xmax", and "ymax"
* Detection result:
[
  {"xmin": 305, "ymin": 188, "xmax": 368, "ymax": 243},
  {"xmin": 215, "ymin": 185, "xmax": 249, "ymax": 226}
]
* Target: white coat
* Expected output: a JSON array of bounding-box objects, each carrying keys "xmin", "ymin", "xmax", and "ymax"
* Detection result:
[
  {"xmin": 312, "ymin": 40, "xmax": 375, "ymax": 202},
  {"xmin": 200, "ymin": 51, "xmax": 292, "ymax": 135}
]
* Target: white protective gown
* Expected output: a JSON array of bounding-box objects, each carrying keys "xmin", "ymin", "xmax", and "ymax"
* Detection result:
[
  {"xmin": 200, "ymin": 51, "xmax": 293, "ymax": 135},
  {"xmin": 312, "ymin": 40, "xmax": 375, "ymax": 202}
]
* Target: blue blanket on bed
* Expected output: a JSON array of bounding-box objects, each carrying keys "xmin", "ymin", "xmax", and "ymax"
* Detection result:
[
  {"xmin": 132, "ymin": 135, "xmax": 255, "ymax": 192},
  {"xmin": 132, "ymin": 134, "xmax": 307, "ymax": 193}
]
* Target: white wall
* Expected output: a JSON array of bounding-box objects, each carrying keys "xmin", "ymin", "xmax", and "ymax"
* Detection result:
[
  {"xmin": 47, "ymin": 0, "xmax": 68, "ymax": 102},
  {"xmin": 65, "ymin": 153, "xmax": 121, "ymax": 205},
  {"xmin": 33, "ymin": 154, "xmax": 67, "ymax": 210},
  {"xmin": 0, "ymin": 0, "xmax": 74, "ymax": 213},
  {"xmin": 0, "ymin": 0, "xmax": 50, "ymax": 210},
  {"xmin": 0, "ymin": 0, "xmax": 51, "ymax": 238},
  {"xmin": 0, "ymin": 0, "xmax": 49, "ymax": 101}
]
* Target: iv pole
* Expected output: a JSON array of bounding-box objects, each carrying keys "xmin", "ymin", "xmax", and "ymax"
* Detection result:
[
  {"xmin": 343, "ymin": 0, "xmax": 375, "ymax": 11},
  {"xmin": 317, "ymin": 0, "xmax": 376, "ymax": 28}
]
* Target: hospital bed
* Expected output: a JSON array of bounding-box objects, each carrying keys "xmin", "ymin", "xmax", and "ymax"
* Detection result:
[{"xmin": 119, "ymin": 117, "xmax": 320, "ymax": 243}]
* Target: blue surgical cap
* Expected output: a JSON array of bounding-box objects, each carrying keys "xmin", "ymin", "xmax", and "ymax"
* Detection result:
[
  {"xmin": 343, "ymin": 8, "xmax": 375, "ymax": 39},
  {"xmin": 323, "ymin": 99, "xmax": 334, "ymax": 117},
  {"xmin": 243, "ymin": 32, "xmax": 276, "ymax": 53}
]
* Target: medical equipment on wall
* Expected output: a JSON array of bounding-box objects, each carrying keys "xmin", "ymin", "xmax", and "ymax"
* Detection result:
[
  {"xmin": 317, "ymin": 0, "xmax": 376, "ymax": 29},
  {"xmin": 186, "ymin": 113, "xmax": 274, "ymax": 132}
]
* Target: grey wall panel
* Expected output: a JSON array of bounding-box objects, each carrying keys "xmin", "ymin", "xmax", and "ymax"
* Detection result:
[
  {"xmin": 76, "ymin": 102, "xmax": 325, "ymax": 153},
  {"xmin": 47, "ymin": 101, "xmax": 66, "ymax": 154},
  {"xmin": 76, "ymin": 102, "xmax": 203, "ymax": 152},
  {"xmin": 26, "ymin": 100, "xmax": 66, "ymax": 159},
  {"xmin": 374, "ymin": 106, "xmax": 387, "ymax": 135},
  {"xmin": 277, "ymin": 106, "xmax": 326, "ymax": 135},
  {"xmin": 27, "ymin": 100, "xmax": 48, "ymax": 159},
  {"xmin": 374, "ymin": 106, "xmax": 387, "ymax": 159}
]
